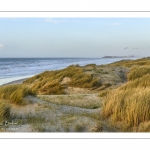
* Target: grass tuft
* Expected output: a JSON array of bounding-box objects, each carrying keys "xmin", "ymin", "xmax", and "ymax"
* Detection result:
[
  {"xmin": 127, "ymin": 65, "xmax": 150, "ymax": 81},
  {"xmin": 23, "ymin": 66, "xmax": 100, "ymax": 95},
  {"xmin": 0, "ymin": 85, "xmax": 35, "ymax": 105},
  {"xmin": 101, "ymin": 87, "xmax": 150, "ymax": 131},
  {"xmin": 0, "ymin": 100, "xmax": 10, "ymax": 122}
]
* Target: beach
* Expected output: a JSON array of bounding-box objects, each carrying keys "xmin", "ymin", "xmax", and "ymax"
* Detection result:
[{"xmin": 1, "ymin": 78, "xmax": 28, "ymax": 86}]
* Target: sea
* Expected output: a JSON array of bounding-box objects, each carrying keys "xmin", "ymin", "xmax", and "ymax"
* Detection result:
[{"xmin": 0, "ymin": 57, "xmax": 138, "ymax": 86}]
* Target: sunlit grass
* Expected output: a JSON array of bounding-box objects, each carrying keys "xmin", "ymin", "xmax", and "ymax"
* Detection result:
[
  {"xmin": 127, "ymin": 65, "xmax": 150, "ymax": 81},
  {"xmin": 0, "ymin": 100, "xmax": 10, "ymax": 122},
  {"xmin": 101, "ymin": 86, "xmax": 150, "ymax": 131},
  {"xmin": 0, "ymin": 85, "xmax": 35, "ymax": 105},
  {"xmin": 23, "ymin": 65, "xmax": 100, "ymax": 95},
  {"xmin": 110, "ymin": 57, "xmax": 150, "ymax": 68}
]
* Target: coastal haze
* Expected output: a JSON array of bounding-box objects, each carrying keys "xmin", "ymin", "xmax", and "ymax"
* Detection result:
[{"xmin": 0, "ymin": 18, "xmax": 150, "ymax": 58}]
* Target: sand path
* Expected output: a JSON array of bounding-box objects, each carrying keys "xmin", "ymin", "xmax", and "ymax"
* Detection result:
[{"xmin": 6, "ymin": 95, "xmax": 101, "ymax": 132}]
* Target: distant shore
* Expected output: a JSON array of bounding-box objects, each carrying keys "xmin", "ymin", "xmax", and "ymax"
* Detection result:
[{"xmin": 102, "ymin": 55, "xmax": 134, "ymax": 58}]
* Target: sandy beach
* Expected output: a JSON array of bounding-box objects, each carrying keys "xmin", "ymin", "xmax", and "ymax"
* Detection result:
[{"xmin": 1, "ymin": 78, "xmax": 28, "ymax": 86}]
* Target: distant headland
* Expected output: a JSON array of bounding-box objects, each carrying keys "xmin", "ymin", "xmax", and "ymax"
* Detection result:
[{"xmin": 102, "ymin": 55, "xmax": 134, "ymax": 58}]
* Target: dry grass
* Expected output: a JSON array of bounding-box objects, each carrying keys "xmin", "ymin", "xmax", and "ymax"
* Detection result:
[
  {"xmin": 110, "ymin": 57, "xmax": 150, "ymax": 68},
  {"xmin": 127, "ymin": 65, "xmax": 150, "ymax": 81},
  {"xmin": 120, "ymin": 74, "xmax": 150, "ymax": 90},
  {"xmin": 135, "ymin": 121, "xmax": 150, "ymax": 132},
  {"xmin": 0, "ymin": 85, "xmax": 35, "ymax": 105},
  {"xmin": 100, "ymin": 62, "xmax": 150, "ymax": 131},
  {"xmin": 98, "ymin": 89, "xmax": 111, "ymax": 97},
  {"xmin": 0, "ymin": 100, "xmax": 10, "ymax": 122},
  {"xmin": 23, "ymin": 65, "xmax": 100, "ymax": 95},
  {"xmin": 101, "ymin": 87, "xmax": 150, "ymax": 131}
]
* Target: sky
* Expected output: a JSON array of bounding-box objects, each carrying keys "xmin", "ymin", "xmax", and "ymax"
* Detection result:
[{"xmin": 0, "ymin": 18, "xmax": 150, "ymax": 58}]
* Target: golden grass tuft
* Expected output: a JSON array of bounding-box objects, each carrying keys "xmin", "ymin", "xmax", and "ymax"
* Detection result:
[
  {"xmin": 0, "ymin": 100, "xmax": 10, "ymax": 122},
  {"xmin": 0, "ymin": 85, "xmax": 35, "ymax": 105},
  {"xmin": 101, "ymin": 87, "xmax": 150, "ymax": 131},
  {"xmin": 100, "ymin": 63, "xmax": 150, "ymax": 131},
  {"xmin": 135, "ymin": 121, "xmax": 150, "ymax": 132},
  {"xmin": 23, "ymin": 65, "xmax": 100, "ymax": 95},
  {"xmin": 98, "ymin": 89, "xmax": 111, "ymax": 97},
  {"xmin": 120, "ymin": 74, "xmax": 150, "ymax": 90},
  {"xmin": 38, "ymin": 80, "xmax": 65, "ymax": 95},
  {"xmin": 127, "ymin": 65, "xmax": 150, "ymax": 81}
]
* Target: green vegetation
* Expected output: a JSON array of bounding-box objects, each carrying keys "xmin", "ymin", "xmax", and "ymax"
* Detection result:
[
  {"xmin": 37, "ymin": 94, "xmax": 102, "ymax": 109},
  {"xmin": 0, "ymin": 85, "xmax": 35, "ymax": 105}
]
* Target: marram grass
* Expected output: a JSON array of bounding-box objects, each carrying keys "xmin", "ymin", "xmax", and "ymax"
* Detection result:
[
  {"xmin": 101, "ymin": 64, "xmax": 150, "ymax": 131},
  {"xmin": 0, "ymin": 100, "xmax": 10, "ymax": 122},
  {"xmin": 120, "ymin": 74, "xmax": 150, "ymax": 90},
  {"xmin": 101, "ymin": 87, "xmax": 150, "ymax": 131},
  {"xmin": 127, "ymin": 65, "xmax": 150, "ymax": 81},
  {"xmin": 98, "ymin": 89, "xmax": 110, "ymax": 97},
  {"xmin": 110, "ymin": 57, "xmax": 150, "ymax": 68},
  {"xmin": 23, "ymin": 65, "xmax": 100, "ymax": 95},
  {"xmin": 0, "ymin": 85, "xmax": 35, "ymax": 105}
]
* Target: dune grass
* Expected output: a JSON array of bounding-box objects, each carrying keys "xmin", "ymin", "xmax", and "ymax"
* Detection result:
[
  {"xmin": 0, "ymin": 100, "xmax": 10, "ymax": 122},
  {"xmin": 110, "ymin": 57, "xmax": 150, "ymax": 68},
  {"xmin": 23, "ymin": 65, "xmax": 100, "ymax": 95},
  {"xmin": 135, "ymin": 121, "xmax": 150, "ymax": 132},
  {"xmin": 0, "ymin": 85, "xmax": 35, "ymax": 105},
  {"xmin": 120, "ymin": 74, "xmax": 150, "ymax": 90},
  {"xmin": 101, "ymin": 87, "xmax": 150, "ymax": 131},
  {"xmin": 100, "ymin": 63, "xmax": 150, "ymax": 131},
  {"xmin": 98, "ymin": 89, "xmax": 111, "ymax": 97},
  {"xmin": 127, "ymin": 65, "xmax": 150, "ymax": 81},
  {"xmin": 101, "ymin": 64, "xmax": 150, "ymax": 131}
]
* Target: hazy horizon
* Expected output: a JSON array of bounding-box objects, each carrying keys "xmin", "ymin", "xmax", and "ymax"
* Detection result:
[{"xmin": 0, "ymin": 18, "xmax": 150, "ymax": 58}]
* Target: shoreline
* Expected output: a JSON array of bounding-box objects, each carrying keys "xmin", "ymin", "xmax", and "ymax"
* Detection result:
[{"xmin": 1, "ymin": 78, "xmax": 28, "ymax": 86}]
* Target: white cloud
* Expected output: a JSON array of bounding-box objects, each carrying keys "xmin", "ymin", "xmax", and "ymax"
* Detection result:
[
  {"xmin": 45, "ymin": 18, "xmax": 60, "ymax": 24},
  {"xmin": 0, "ymin": 44, "xmax": 4, "ymax": 48}
]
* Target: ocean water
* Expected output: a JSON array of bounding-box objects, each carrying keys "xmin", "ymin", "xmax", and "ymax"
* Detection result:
[{"xmin": 0, "ymin": 58, "xmax": 137, "ymax": 86}]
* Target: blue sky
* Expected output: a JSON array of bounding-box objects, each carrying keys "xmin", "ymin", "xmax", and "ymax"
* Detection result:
[{"xmin": 0, "ymin": 18, "xmax": 150, "ymax": 58}]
